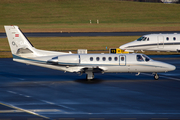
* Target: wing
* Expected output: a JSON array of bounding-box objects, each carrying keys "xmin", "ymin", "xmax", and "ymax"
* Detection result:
[{"xmin": 80, "ymin": 66, "xmax": 107, "ymax": 73}]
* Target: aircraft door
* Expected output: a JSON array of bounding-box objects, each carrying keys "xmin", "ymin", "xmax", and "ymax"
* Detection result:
[
  {"xmin": 119, "ymin": 55, "xmax": 126, "ymax": 66},
  {"xmin": 157, "ymin": 36, "xmax": 164, "ymax": 48}
]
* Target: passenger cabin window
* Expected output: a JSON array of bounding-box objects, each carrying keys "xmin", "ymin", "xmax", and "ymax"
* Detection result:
[
  {"xmin": 166, "ymin": 37, "xmax": 169, "ymax": 41},
  {"xmin": 96, "ymin": 57, "xmax": 100, "ymax": 61},
  {"xmin": 90, "ymin": 57, "xmax": 93, "ymax": 61},
  {"xmin": 102, "ymin": 57, "xmax": 106, "ymax": 61},
  {"xmin": 114, "ymin": 57, "xmax": 118, "ymax": 61},
  {"xmin": 108, "ymin": 57, "xmax": 112, "ymax": 61},
  {"xmin": 121, "ymin": 57, "xmax": 124, "ymax": 61},
  {"xmin": 137, "ymin": 55, "xmax": 144, "ymax": 62},
  {"xmin": 173, "ymin": 37, "xmax": 176, "ymax": 41}
]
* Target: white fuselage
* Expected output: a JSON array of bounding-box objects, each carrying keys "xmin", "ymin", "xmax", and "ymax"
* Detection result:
[
  {"xmin": 120, "ymin": 33, "xmax": 180, "ymax": 52},
  {"xmin": 14, "ymin": 53, "xmax": 175, "ymax": 74}
]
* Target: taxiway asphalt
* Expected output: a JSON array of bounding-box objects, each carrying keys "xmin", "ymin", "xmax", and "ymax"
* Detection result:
[
  {"xmin": 0, "ymin": 55, "xmax": 180, "ymax": 120},
  {"xmin": 1, "ymin": 31, "xmax": 180, "ymax": 38}
]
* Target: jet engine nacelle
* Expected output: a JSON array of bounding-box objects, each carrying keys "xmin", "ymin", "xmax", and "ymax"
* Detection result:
[{"xmin": 58, "ymin": 54, "xmax": 80, "ymax": 65}]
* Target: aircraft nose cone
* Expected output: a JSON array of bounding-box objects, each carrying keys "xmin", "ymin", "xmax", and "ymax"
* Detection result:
[
  {"xmin": 119, "ymin": 45, "xmax": 126, "ymax": 50},
  {"xmin": 168, "ymin": 64, "xmax": 176, "ymax": 71},
  {"xmin": 120, "ymin": 41, "xmax": 136, "ymax": 50}
]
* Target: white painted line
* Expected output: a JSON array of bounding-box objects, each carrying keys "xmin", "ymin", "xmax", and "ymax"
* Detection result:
[
  {"xmin": 142, "ymin": 73, "xmax": 180, "ymax": 81},
  {"xmin": 41, "ymin": 100, "xmax": 75, "ymax": 110},
  {"xmin": 161, "ymin": 76, "xmax": 180, "ymax": 81},
  {"xmin": 0, "ymin": 102, "xmax": 49, "ymax": 119},
  {"xmin": 7, "ymin": 91, "xmax": 17, "ymax": 94},
  {"xmin": 29, "ymin": 109, "xmax": 60, "ymax": 112},
  {"xmin": 41, "ymin": 100, "xmax": 55, "ymax": 105},
  {"xmin": 7, "ymin": 91, "xmax": 75, "ymax": 112},
  {"xmin": 7, "ymin": 91, "xmax": 31, "ymax": 98},
  {"xmin": 57, "ymin": 104, "xmax": 75, "ymax": 110},
  {"xmin": 0, "ymin": 110, "xmax": 22, "ymax": 113},
  {"xmin": 0, "ymin": 109, "xmax": 60, "ymax": 113}
]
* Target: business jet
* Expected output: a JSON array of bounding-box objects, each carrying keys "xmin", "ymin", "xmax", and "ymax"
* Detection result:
[
  {"xmin": 120, "ymin": 33, "xmax": 180, "ymax": 52},
  {"xmin": 4, "ymin": 26, "xmax": 176, "ymax": 80}
]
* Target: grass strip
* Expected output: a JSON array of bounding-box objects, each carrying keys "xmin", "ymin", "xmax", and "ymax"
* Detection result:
[
  {"xmin": 1, "ymin": 36, "xmax": 179, "ymax": 58},
  {"xmin": 0, "ymin": 0, "xmax": 180, "ymax": 32}
]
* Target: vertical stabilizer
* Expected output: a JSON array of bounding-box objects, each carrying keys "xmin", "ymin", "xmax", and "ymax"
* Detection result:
[
  {"xmin": 4, "ymin": 25, "xmax": 35, "ymax": 57},
  {"xmin": 5, "ymin": 25, "xmax": 70, "ymax": 59}
]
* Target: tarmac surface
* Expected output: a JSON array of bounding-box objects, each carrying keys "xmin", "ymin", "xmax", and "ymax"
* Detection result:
[
  {"xmin": 0, "ymin": 31, "xmax": 180, "ymax": 38},
  {"xmin": 0, "ymin": 55, "xmax": 180, "ymax": 120}
]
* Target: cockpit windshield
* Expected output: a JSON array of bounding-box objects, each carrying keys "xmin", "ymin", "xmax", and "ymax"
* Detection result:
[
  {"xmin": 137, "ymin": 55, "xmax": 144, "ymax": 62},
  {"xmin": 142, "ymin": 55, "xmax": 151, "ymax": 62},
  {"xmin": 137, "ymin": 55, "xmax": 151, "ymax": 62},
  {"xmin": 137, "ymin": 37, "xmax": 144, "ymax": 41},
  {"xmin": 142, "ymin": 37, "xmax": 147, "ymax": 41},
  {"xmin": 137, "ymin": 37, "xmax": 147, "ymax": 41}
]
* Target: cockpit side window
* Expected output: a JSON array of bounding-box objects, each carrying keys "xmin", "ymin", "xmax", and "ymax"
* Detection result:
[
  {"xmin": 137, "ymin": 55, "xmax": 144, "ymax": 62},
  {"xmin": 142, "ymin": 37, "xmax": 147, "ymax": 41},
  {"xmin": 137, "ymin": 37, "xmax": 144, "ymax": 41},
  {"xmin": 142, "ymin": 55, "xmax": 150, "ymax": 62},
  {"xmin": 147, "ymin": 38, "xmax": 149, "ymax": 41},
  {"xmin": 52, "ymin": 56, "xmax": 58, "ymax": 59}
]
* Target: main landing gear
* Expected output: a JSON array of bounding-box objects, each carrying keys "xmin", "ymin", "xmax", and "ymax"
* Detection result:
[
  {"xmin": 86, "ymin": 71, "xmax": 94, "ymax": 81},
  {"xmin": 154, "ymin": 73, "xmax": 159, "ymax": 80}
]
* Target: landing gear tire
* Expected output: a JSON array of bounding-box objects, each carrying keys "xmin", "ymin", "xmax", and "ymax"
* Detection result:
[
  {"xmin": 154, "ymin": 73, "xmax": 159, "ymax": 80},
  {"xmin": 86, "ymin": 72, "xmax": 94, "ymax": 81}
]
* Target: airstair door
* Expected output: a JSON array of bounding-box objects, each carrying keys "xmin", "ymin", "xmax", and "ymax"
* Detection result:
[
  {"xmin": 157, "ymin": 36, "xmax": 164, "ymax": 48},
  {"xmin": 119, "ymin": 55, "xmax": 126, "ymax": 66}
]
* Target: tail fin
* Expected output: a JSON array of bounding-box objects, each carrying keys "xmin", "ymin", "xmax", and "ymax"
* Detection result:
[
  {"xmin": 4, "ymin": 25, "xmax": 36, "ymax": 57},
  {"xmin": 5, "ymin": 25, "xmax": 69, "ymax": 58}
]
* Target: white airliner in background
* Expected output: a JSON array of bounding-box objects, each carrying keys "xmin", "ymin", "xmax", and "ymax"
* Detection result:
[
  {"xmin": 4, "ymin": 26, "xmax": 176, "ymax": 80},
  {"xmin": 120, "ymin": 33, "xmax": 180, "ymax": 52}
]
